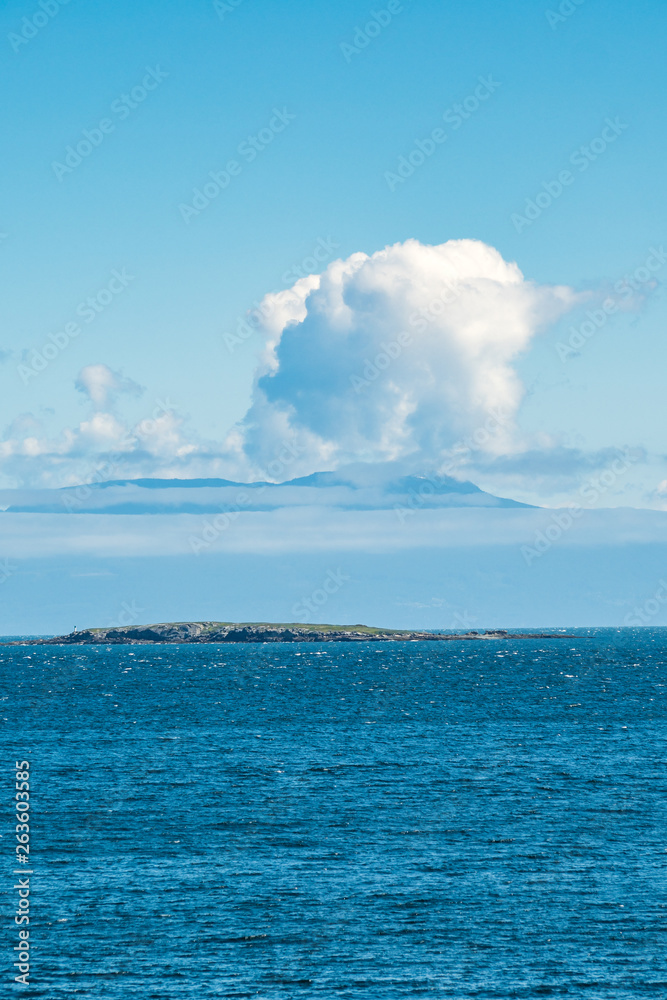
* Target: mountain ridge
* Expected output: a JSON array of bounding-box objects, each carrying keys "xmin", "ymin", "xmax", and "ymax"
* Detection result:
[{"xmin": 0, "ymin": 467, "xmax": 533, "ymax": 515}]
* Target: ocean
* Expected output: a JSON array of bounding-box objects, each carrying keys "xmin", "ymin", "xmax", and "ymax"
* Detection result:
[{"xmin": 3, "ymin": 628, "xmax": 667, "ymax": 997}]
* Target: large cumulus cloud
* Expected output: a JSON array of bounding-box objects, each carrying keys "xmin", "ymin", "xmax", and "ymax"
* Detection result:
[
  {"xmin": 1, "ymin": 240, "xmax": 592, "ymax": 493},
  {"xmin": 238, "ymin": 238, "xmax": 576, "ymax": 477}
]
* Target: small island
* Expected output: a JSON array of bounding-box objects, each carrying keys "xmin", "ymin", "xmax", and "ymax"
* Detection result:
[{"xmin": 6, "ymin": 622, "xmax": 572, "ymax": 645}]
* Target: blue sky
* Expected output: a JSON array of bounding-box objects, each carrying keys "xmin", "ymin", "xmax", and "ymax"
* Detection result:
[{"xmin": 1, "ymin": 0, "xmax": 666, "ymax": 505}]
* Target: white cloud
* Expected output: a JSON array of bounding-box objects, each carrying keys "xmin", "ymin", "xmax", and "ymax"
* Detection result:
[
  {"xmin": 237, "ymin": 238, "xmax": 577, "ymax": 478},
  {"xmin": 75, "ymin": 363, "xmax": 143, "ymax": 411},
  {"xmin": 1, "ymin": 506, "xmax": 667, "ymax": 559},
  {"xmin": 0, "ymin": 241, "xmax": 605, "ymax": 495},
  {"xmin": 0, "ymin": 365, "xmax": 234, "ymax": 489}
]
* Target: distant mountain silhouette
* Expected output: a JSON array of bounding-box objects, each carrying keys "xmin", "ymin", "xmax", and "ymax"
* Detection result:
[{"xmin": 0, "ymin": 463, "xmax": 533, "ymax": 515}]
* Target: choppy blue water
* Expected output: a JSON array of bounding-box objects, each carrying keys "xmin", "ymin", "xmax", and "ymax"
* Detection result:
[{"xmin": 3, "ymin": 628, "xmax": 667, "ymax": 998}]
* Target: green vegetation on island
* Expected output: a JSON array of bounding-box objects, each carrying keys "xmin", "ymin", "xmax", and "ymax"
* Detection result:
[{"xmin": 5, "ymin": 622, "xmax": 572, "ymax": 645}]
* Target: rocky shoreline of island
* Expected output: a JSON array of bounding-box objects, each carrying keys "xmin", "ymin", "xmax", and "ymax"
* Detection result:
[{"xmin": 3, "ymin": 621, "xmax": 574, "ymax": 645}]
